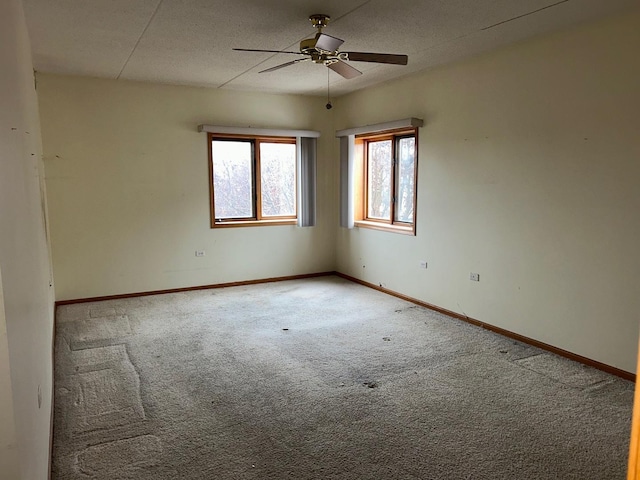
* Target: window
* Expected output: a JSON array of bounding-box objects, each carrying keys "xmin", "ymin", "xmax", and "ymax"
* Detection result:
[
  {"xmin": 209, "ymin": 134, "xmax": 297, "ymax": 227},
  {"xmin": 355, "ymin": 128, "xmax": 417, "ymax": 234}
]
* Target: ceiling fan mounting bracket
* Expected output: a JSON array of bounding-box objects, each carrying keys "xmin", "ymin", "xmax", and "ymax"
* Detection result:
[{"xmin": 309, "ymin": 14, "xmax": 330, "ymax": 31}]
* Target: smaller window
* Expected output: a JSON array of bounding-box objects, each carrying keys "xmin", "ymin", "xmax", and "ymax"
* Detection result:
[
  {"xmin": 209, "ymin": 134, "xmax": 297, "ymax": 227},
  {"xmin": 354, "ymin": 128, "xmax": 417, "ymax": 234}
]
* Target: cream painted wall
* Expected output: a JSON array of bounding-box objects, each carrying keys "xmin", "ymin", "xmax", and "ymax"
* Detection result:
[
  {"xmin": 334, "ymin": 11, "xmax": 640, "ymax": 373},
  {"xmin": 39, "ymin": 76, "xmax": 337, "ymax": 300},
  {"xmin": 0, "ymin": 269, "xmax": 19, "ymax": 480},
  {"xmin": 0, "ymin": 0, "xmax": 56, "ymax": 478}
]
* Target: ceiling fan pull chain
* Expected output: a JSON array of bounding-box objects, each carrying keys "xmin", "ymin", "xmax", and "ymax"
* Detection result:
[{"xmin": 326, "ymin": 68, "xmax": 332, "ymax": 110}]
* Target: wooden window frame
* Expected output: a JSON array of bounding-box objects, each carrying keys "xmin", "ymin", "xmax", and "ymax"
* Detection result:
[
  {"xmin": 208, "ymin": 133, "xmax": 298, "ymax": 228},
  {"xmin": 354, "ymin": 127, "xmax": 418, "ymax": 235}
]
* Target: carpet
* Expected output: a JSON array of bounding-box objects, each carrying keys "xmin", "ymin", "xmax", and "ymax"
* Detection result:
[{"xmin": 52, "ymin": 276, "xmax": 634, "ymax": 479}]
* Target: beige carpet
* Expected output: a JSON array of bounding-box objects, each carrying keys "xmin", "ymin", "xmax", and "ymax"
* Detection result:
[{"xmin": 52, "ymin": 276, "xmax": 634, "ymax": 479}]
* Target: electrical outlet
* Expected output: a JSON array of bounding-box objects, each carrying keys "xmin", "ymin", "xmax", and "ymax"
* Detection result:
[
  {"xmin": 195, "ymin": 250, "xmax": 205, "ymax": 257},
  {"xmin": 470, "ymin": 272, "xmax": 480, "ymax": 282},
  {"xmin": 419, "ymin": 261, "xmax": 428, "ymax": 269}
]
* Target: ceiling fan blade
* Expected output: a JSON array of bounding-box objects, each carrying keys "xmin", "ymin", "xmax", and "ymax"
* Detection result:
[
  {"xmin": 259, "ymin": 58, "xmax": 309, "ymax": 74},
  {"xmin": 233, "ymin": 48, "xmax": 302, "ymax": 55},
  {"xmin": 343, "ymin": 52, "xmax": 408, "ymax": 65},
  {"xmin": 315, "ymin": 33, "xmax": 344, "ymax": 52},
  {"xmin": 327, "ymin": 60, "xmax": 362, "ymax": 79}
]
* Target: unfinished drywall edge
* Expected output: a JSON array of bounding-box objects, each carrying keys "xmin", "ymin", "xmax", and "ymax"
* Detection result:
[
  {"xmin": 335, "ymin": 272, "xmax": 635, "ymax": 382},
  {"xmin": 54, "ymin": 271, "xmax": 337, "ymax": 305}
]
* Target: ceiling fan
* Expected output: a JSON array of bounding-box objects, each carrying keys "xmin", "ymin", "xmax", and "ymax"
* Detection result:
[{"xmin": 233, "ymin": 14, "xmax": 409, "ymax": 79}]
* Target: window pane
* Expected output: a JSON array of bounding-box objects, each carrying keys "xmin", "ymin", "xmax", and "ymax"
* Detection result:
[
  {"xmin": 260, "ymin": 142, "xmax": 296, "ymax": 217},
  {"xmin": 212, "ymin": 140, "xmax": 254, "ymax": 219},
  {"xmin": 395, "ymin": 136, "xmax": 415, "ymax": 223},
  {"xmin": 367, "ymin": 140, "xmax": 392, "ymax": 220}
]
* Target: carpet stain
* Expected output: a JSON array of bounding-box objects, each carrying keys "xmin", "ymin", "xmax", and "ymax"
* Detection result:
[
  {"xmin": 395, "ymin": 306, "xmax": 419, "ymax": 313},
  {"xmin": 89, "ymin": 305, "xmax": 117, "ymax": 318}
]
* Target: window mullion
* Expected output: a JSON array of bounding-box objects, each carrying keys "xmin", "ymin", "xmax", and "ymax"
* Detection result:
[
  {"xmin": 255, "ymin": 140, "xmax": 262, "ymax": 221},
  {"xmin": 363, "ymin": 141, "xmax": 369, "ymax": 221},
  {"xmin": 390, "ymin": 136, "xmax": 397, "ymax": 225}
]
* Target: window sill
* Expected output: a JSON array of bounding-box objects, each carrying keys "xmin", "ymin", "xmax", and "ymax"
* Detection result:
[
  {"xmin": 354, "ymin": 220, "xmax": 415, "ymax": 236},
  {"xmin": 212, "ymin": 219, "xmax": 297, "ymax": 228}
]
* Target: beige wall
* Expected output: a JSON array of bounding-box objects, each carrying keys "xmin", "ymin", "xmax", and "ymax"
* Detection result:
[
  {"xmin": 0, "ymin": 269, "xmax": 19, "ymax": 480},
  {"xmin": 0, "ymin": 0, "xmax": 56, "ymax": 478},
  {"xmin": 334, "ymin": 11, "xmax": 640, "ymax": 373},
  {"xmin": 39, "ymin": 76, "xmax": 337, "ymax": 300}
]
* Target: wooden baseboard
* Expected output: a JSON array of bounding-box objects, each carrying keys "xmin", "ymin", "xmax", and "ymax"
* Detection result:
[
  {"xmin": 335, "ymin": 272, "xmax": 635, "ymax": 382},
  {"xmin": 55, "ymin": 271, "xmax": 336, "ymax": 306},
  {"xmin": 54, "ymin": 270, "xmax": 634, "ymax": 382}
]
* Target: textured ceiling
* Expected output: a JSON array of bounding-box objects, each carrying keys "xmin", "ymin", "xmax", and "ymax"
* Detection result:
[{"xmin": 23, "ymin": 0, "xmax": 637, "ymax": 97}]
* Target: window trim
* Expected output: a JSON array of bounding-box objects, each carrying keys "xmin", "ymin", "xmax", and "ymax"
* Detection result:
[
  {"xmin": 208, "ymin": 133, "xmax": 298, "ymax": 228},
  {"xmin": 353, "ymin": 127, "xmax": 418, "ymax": 235}
]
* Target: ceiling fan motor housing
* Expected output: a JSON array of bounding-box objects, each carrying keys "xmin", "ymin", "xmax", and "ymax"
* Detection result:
[
  {"xmin": 300, "ymin": 34, "xmax": 338, "ymax": 62},
  {"xmin": 300, "ymin": 37, "xmax": 318, "ymax": 54}
]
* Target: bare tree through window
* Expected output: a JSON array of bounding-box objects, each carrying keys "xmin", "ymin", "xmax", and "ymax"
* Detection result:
[
  {"xmin": 211, "ymin": 136, "xmax": 297, "ymax": 224},
  {"xmin": 362, "ymin": 131, "xmax": 416, "ymax": 229},
  {"xmin": 212, "ymin": 140, "xmax": 254, "ymax": 219},
  {"xmin": 367, "ymin": 140, "xmax": 392, "ymax": 220},
  {"xmin": 395, "ymin": 136, "xmax": 415, "ymax": 223},
  {"xmin": 260, "ymin": 143, "xmax": 296, "ymax": 217}
]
